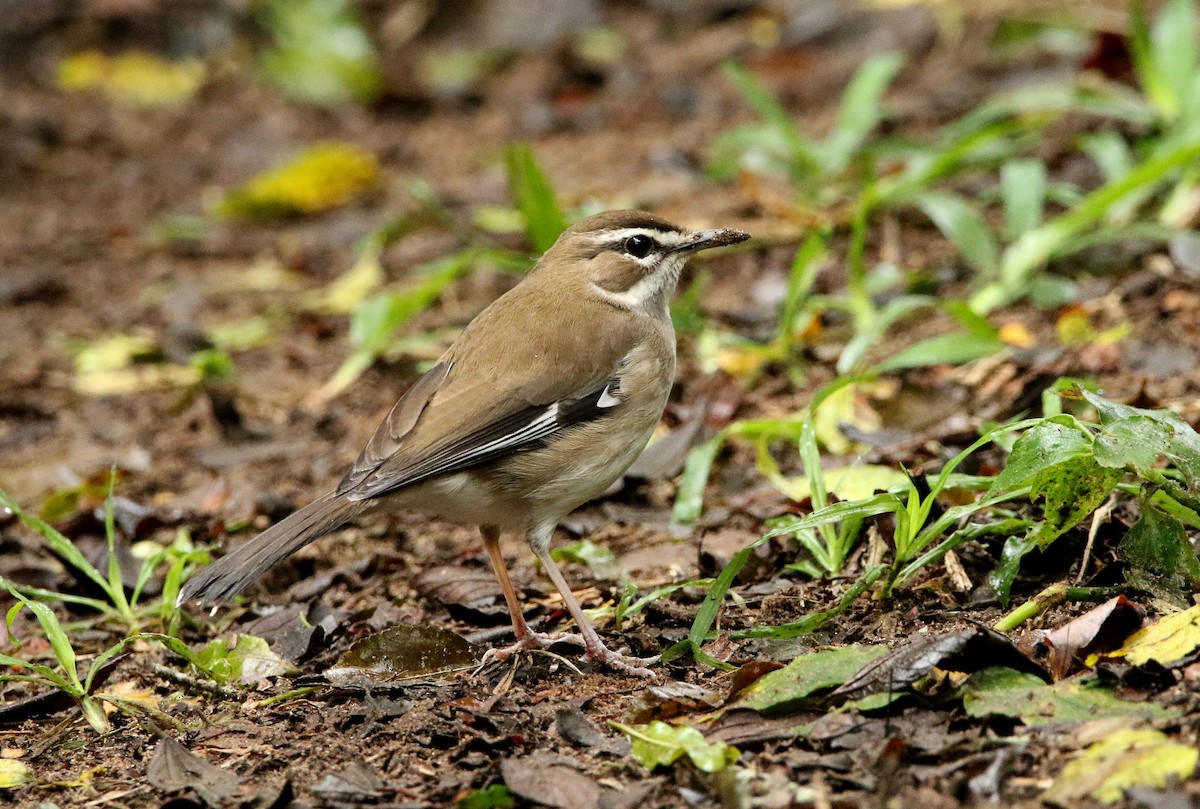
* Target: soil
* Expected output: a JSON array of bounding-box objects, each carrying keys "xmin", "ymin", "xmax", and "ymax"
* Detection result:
[{"xmin": 2, "ymin": 3, "xmax": 1199, "ymax": 808}]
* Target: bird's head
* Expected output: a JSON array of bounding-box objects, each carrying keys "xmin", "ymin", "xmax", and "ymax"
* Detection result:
[{"xmin": 533, "ymin": 210, "xmax": 749, "ymax": 316}]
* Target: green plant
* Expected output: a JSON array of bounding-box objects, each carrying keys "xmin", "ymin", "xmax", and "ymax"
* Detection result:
[
  {"xmin": 0, "ymin": 581, "xmax": 195, "ymax": 734},
  {"xmin": 0, "ymin": 482, "xmax": 207, "ymax": 635}
]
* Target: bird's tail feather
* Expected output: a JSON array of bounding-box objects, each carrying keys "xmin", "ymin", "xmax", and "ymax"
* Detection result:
[{"xmin": 178, "ymin": 492, "xmax": 363, "ymax": 605}]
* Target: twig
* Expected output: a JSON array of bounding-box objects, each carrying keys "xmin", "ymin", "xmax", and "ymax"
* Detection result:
[{"xmin": 150, "ymin": 663, "xmax": 241, "ymax": 701}]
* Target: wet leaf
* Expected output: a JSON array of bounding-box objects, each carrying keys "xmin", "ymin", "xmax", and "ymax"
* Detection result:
[
  {"xmin": 500, "ymin": 755, "xmax": 601, "ymax": 809},
  {"xmin": 327, "ymin": 624, "xmax": 480, "ymax": 684},
  {"xmin": 834, "ymin": 628, "xmax": 1047, "ymax": 700},
  {"xmin": 194, "ymin": 634, "xmax": 296, "ymax": 687},
  {"xmin": 1045, "ymin": 728, "xmax": 1198, "ymax": 804},
  {"xmin": 58, "ymin": 50, "xmax": 204, "ymax": 107},
  {"xmin": 1099, "ymin": 604, "xmax": 1200, "ymax": 666},
  {"xmin": 146, "ymin": 735, "xmax": 241, "ymax": 805},
  {"xmin": 0, "ymin": 759, "xmax": 30, "ymax": 789},
  {"xmin": 216, "ymin": 143, "xmax": 379, "ymax": 219},
  {"xmin": 736, "ymin": 644, "xmax": 889, "ymax": 715},
  {"xmin": 1117, "ymin": 504, "xmax": 1200, "ymax": 605},
  {"xmin": 611, "ymin": 720, "xmax": 739, "ymax": 773},
  {"xmin": 961, "ymin": 667, "xmax": 1175, "ymax": 726}
]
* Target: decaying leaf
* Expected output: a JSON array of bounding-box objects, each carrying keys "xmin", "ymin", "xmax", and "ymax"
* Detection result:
[
  {"xmin": 216, "ymin": 143, "xmax": 379, "ymax": 219},
  {"xmin": 833, "ymin": 628, "xmax": 1047, "ymax": 700},
  {"xmin": 58, "ymin": 50, "xmax": 204, "ymax": 107},
  {"xmin": 962, "ymin": 667, "xmax": 1175, "ymax": 726},
  {"xmin": 500, "ymin": 754, "xmax": 602, "ymax": 809},
  {"xmin": 1044, "ymin": 728, "xmax": 1198, "ymax": 804},
  {"xmin": 325, "ymin": 624, "xmax": 480, "ymax": 685},
  {"xmin": 1039, "ymin": 596, "xmax": 1143, "ymax": 679},
  {"xmin": 146, "ymin": 736, "xmax": 241, "ymax": 805},
  {"xmin": 0, "ymin": 760, "xmax": 31, "ymax": 789},
  {"xmin": 1097, "ymin": 604, "xmax": 1200, "ymax": 667}
]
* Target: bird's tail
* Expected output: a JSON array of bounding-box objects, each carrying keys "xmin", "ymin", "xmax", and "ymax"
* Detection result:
[{"xmin": 178, "ymin": 491, "xmax": 364, "ymax": 605}]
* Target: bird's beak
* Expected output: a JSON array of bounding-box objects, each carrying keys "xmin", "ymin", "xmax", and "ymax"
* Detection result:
[{"xmin": 671, "ymin": 228, "xmax": 751, "ymax": 255}]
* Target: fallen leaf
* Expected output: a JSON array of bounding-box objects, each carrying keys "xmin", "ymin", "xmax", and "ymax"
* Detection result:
[
  {"xmin": 961, "ymin": 667, "xmax": 1175, "ymax": 727},
  {"xmin": 833, "ymin": 628, "xmax": 1047, "ymax": 700},
  {"xmin": 611, "ymin": 720, "xmax": 739, "ymax": 772},
  {"xmin": 216, "ymin": 143, "xmax": 379, "ymax": 219},
  {"xmin": 0, "ymin": 760, "xmax": 30, "ymax": 789},
  {"xmin": 194, "ymin": 634, "xmax": 297, "ymax": 687},
  {"xmin": 325, "ymin": 624, "xmax": 480, "ymax": 685},
  {"xmin": 1098, "ymin": 604, "xmax": 1200, "ymax": 667},
  {"xmin": 1045, "ymin": 728, "xmax": 1198, "ymax": 804},
  {"xmin": 500, "ymin": 754, "xmax": 602, "ymax": 809},
  {"xmin": 737, "ymin": 644, "xmax": 889, "ymax": 714},
  {"xmin": 1040, "ymin": 596, "xmax": 1143, "ymax": 679},
  {"xmin": 146, "ymin": 736, "xmax": 241, "ymax": 805}
]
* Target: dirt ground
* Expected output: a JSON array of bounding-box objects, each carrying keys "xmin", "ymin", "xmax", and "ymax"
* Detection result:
[{"xmin": 3, "ymin": 2, "xmax": 1200, "ymax": 808}]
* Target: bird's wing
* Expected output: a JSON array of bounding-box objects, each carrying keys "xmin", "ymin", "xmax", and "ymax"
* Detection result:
[{"xmin": 336, "ymin": 286, "xmax": 640, "ymax": 501}]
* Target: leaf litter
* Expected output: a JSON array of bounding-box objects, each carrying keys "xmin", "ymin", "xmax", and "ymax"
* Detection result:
[{"xmin": 5, "ymin": 1, "xmax": 1200, "ymax": 807}]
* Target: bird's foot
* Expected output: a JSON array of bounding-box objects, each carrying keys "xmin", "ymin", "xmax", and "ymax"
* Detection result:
[
  {"xmin": 480, "ymin": 630, "xmax": 587, "ymax": 665},
  {"xmin": 581, "ymin": 641, "xmax": 659, "ymax": 679},
  {"xmin": 481, "ymin": 631, "xmax": 658, "ymax": 677}
]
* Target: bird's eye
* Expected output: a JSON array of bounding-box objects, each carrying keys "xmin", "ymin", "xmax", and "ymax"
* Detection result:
[{"xmin": 624, "ymin": 235, "xmax": 654, "ymax": 259}]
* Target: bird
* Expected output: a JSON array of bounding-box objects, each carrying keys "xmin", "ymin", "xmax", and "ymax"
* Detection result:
[{"xmin": 179, "ymin": 210, "xmax": 750, "ymax": 676}]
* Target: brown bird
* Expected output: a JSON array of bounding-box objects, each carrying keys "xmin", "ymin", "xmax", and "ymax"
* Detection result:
[{"xmin": 180, "ymin": 210, "xmax": 749, "ymax": 675}]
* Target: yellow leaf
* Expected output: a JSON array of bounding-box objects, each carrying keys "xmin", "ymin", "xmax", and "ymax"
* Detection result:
[
  {"xmin": 58, "ymin": 50, "xmax": 204, "ymax": 107},
  {"xmin": 0, "ymin": 759, "xmax": 30, "ymax": 789},
  {"xmin": 813, "ymin": 384, "xmax": 877, "ymax": 456},
  {"xmin": 216, "ymin": 143, "xmax": 379, "ymax": 219},
  {"xmin": 998, "ymin": 322, "xmax": 1034, "ymax": 348},
  {"xmin": 1101, "ymin": 604, "xmax": 1200, "ymax": 666},
  {"xmin": 74, "ymin": 364, "xmax": 201, "ymax": 396},
  {"xmin": 1046, "ymin": 728, "xmax": 1198, "ymax": 804}
]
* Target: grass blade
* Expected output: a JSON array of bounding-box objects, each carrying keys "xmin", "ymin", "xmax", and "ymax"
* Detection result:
[
  {"xmin": 823, "ymin": 52, "xmax": 904, "ymax": 173},
  {"xmin": 1001, "ymin": 159, "xmax": 1046, "ymax": 237},
  {"xmin": 504, "ymin": 143, "xmax": 566, "ymax": 254}
]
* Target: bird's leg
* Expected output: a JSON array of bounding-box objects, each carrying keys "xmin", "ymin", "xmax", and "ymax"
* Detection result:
[
  {"xmin": 530, "ymin": 543, "xmax": 658, "ymax": 678},
  {"xmin": 480, "ymin": 526, "xmax": 585, "ymax": 658}
]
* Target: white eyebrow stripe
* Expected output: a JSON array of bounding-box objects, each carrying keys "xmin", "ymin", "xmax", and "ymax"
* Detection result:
[{"xmin": 590, "ymin": 227, "xmax": 690, "ymax": 249}]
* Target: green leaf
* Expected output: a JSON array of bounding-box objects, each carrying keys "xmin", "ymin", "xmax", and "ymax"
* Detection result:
[
  {"xmin": 0, "ymin": 490, "xmax": 115, "ymax": 602},
  {"xmin": 720, "ymin": 61, "xmax": 817, "ymax": 175},
  {"xmin": 258, "ymin": 0, "xmax": 383, "ymax": 106},
  {"xmin": 988, "ymin": 419, "xmax": 1093, "ymax": 495},
  {"xmin": 874, "ymin": 331, "xmax": 1004, "ymax": 372},
  {"xmin": 1, "ymin": 581, "xmax": 83, "ymax": 695},
  {"xmin": 612, "ymin": 721, "xmax": 739, "ymax": 772},
  {"xmin": 822, "ymin": 52, "xmax": 904, "ymax": 173},
  {"xmin": 458, "ymin": 785, "xmax": 517, "ymax": 809},
  {"xmin": 915, "ymin": 191, "xmax": 999, "ymax": 271},
  {"xmin": 972, "ymin": 136, "xmax": 1200, "ymax": 312},
  {"xmin": 193, "ymin": 635, "xmax": 297, "ymax": 687},
  {"xmin": 551, "ymin": 539, "xmax": 625, "ymax": 582},
  {"xmin": 1118, "ymin": 503, "xmax": 1200, "ymax": 605},
  {"xmin": 735, "ymin": 644, "xmax": 889, "ymax": 715},
  {"xmin": 962, "ymin": 667, "xmax": 1175, "ymax": 726},
  {"xmin": 503, "ymin": 143, "xmax": 566, "ymax": 254},
  {"xmin": 1081, "ymin": 388, "xmax": 1200, "ymax": 491},
  {"xmin": 1093, "ymin": 415, "xmax": 1173, "ymax": 473},
  {"xmin": 1027, "ymin": 454, "xmax": 1122, "ymax": 548},
  {"xmin": 1001, "ymin": 159, "xmax": 1046, "ymax": 237},
  {"xmin": 670, "ymin": 434, "xmax": 724, "ymax": 536}
]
